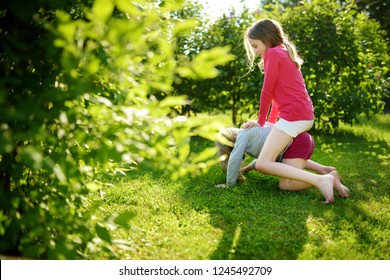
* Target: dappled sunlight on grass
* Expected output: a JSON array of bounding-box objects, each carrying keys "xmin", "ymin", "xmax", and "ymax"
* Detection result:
[
  {"xmin": 339, "ymin": 114, "xmax": 390, "ymax": 143},
  {"xmin": 298, "ymin": 190, "xmax": 390, "ymax": 260},
  {"xmin": 298, "ymin": 215, "xmax": 362, "ymax": 259},
  {"xmin": 90, "ymin": 114, "xmax": 389, "ymax": 259},
  {"xmin": 91, "ymin": 172, "xmax": 224, "ymax": 259}
]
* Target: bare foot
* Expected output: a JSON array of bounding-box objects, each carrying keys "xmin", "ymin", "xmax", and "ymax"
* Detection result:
[
  {"xmin": 329, "ymin": 171, "xmax": 350, "ymax": 198},
  {"xmin": 317, "ymin": 174, "xmax": 334, "ymax": 204},
  {"xmin": 323, "ymin": 165, "xmax": 336, "ymax": 174},
  {"xmin": 325, "ymin": 166, "xmax": 345, "ymax": 183}
]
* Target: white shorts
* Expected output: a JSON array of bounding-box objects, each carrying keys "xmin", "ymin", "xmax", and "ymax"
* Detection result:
[{"xmin": 274, "ymin": 118, "xmax": 314, "ymax": 138}]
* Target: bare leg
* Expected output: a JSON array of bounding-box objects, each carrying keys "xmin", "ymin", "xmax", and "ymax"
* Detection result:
[
  {"xmin": 238, "ymin": 132, "xmax": 347, "ymax": 199},
  {"xmin": 279, "ymin": 158, "xmax": 312, "ymax": 190},
  {"xmin": 305, "ymin": 160, "xmax": 336, "ymax": 175},
  {"xmin": 256, "ymin": 127, "xmax": 334, "ymax": 203},
  {"xmin": 329, "ymin": 171, "xmax": 350, "ymax": 198},
  {"xmin": 305, "ymin": 160, "xmax": 349, "ymax": 197}
]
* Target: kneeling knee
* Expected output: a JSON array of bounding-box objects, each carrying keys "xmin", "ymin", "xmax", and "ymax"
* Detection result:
[{"xmin": 279, "ymin": 180, "xmax": 289, "ymax": 190}]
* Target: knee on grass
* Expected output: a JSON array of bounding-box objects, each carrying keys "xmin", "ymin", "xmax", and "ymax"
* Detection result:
[
  {"xmin": 278, "ymin": 179, "xmax": 291, "ymax": 190},
  {"xmin": 255, "ymin": 160, "xmax": 271, "ymax": 174}
]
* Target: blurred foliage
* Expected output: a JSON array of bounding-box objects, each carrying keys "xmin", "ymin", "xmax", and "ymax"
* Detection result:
[{"xmin": 0, "ymin": 0, "xmax": 232, "ymax": 259}]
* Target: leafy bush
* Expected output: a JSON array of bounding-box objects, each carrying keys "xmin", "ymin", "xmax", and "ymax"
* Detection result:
[{"xmin": 0, "ymin": 0, "xmax": 232, "ymax": 259}]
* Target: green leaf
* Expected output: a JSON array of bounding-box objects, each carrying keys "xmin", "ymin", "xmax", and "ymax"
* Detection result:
[
  {"xmin": 177, "ymin": 47, "xmax": 235, "ymax": 80},
  {"xmin": 113, "ymin": 211, "xmax": 136, "ymax": 229},
  {"xmin": 159, "ymin": 96, "xmax": 190, "ymax": 108},
  {"xmin": 86, "ymin": 182, "xmax": 102, "ymax": 192},
  {"xmin": 92, "ymin": 0, "xmax": 114, "ymax": 22},
  {"xmin": 192, "ymin": 147, "xmax": 218, "ymax": 163},
  {"xmin": 18, "ymin": 146, "xmax": 43, "ymax": 169},
  {"xmin": 173, "ymin": 19, "xmax": 198, "ymax": 35},
  {"xmin": 95, "ymin": 224, "xmax": 111, "ymax": 243}
]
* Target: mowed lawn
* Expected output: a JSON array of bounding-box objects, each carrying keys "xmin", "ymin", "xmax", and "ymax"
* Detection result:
[{"xmin": 91, "ymin": 114, "xmax": 390, "ymax": 260}]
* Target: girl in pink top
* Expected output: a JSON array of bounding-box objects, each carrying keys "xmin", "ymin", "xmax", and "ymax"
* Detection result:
[{"xmin": 242, "ymin": 19, "xmax": 336, "ymax": 203}]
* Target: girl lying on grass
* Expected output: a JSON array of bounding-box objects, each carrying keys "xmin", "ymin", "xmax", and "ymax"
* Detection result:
[{"xmin": 215, "ymin": 123, "xmax": 350, "ymax": 203}]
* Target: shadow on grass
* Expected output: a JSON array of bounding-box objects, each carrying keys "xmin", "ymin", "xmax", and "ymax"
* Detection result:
[
  {"xmin": 178, "ymin": 124, "xmax": 390, "ymax": 259},
  {"xmin": 179, "ymin": 170, "xmax": 327, "ymax": 259}
]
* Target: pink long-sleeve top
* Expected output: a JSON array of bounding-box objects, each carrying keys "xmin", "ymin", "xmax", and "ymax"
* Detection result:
[{"xmin": 257, "ymin": 45, "xmax": 314, "ymax": 126}]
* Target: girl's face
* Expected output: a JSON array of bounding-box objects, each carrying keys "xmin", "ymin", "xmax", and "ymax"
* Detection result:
[{"xmin": 248, "ymin": 38, "xmax": 267, "ymax": 58}]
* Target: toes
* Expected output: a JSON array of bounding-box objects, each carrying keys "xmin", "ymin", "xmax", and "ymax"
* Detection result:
[
  {"xmin": 322, "ymin": 198, "xmax": 334, "ymax": 204},
  {"xmin": 322, "ymin": 193, "xmax": 334, "ymax": 204},
  {"xmin": 339, "ymin": 186, "xmax": 350, "ymax": 198},
  {"xmin": 340, "ymin": 189, "xmax": 350, "ymax": 198}
]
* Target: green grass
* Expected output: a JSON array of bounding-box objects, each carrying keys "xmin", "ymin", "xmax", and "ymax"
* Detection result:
[{"xmin": 91, "ymin": 114, "xmax": 390, "ymax": 260}]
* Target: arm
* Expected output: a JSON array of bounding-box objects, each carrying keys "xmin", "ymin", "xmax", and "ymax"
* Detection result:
[
  {"xmin": 258, "ymin": 49, "xmax": 280, "ymax": 126},
  {"xmin": 241, "ymin": 159, "xmax": 256, "ymax": 174},
  {"xmin": 226, "ymin": 130, "xmax": 249, "ymax": 186},
  {"xmin": 267, "ymin": 100, "xmax": 279, "ymax": 124},
  {"xmin": 305, "ymin": 160, "xmax": 336, "ymax": 175},
  {"xmin": 242, "ymin": 102, "xmax": 278, "ymax": 129}
]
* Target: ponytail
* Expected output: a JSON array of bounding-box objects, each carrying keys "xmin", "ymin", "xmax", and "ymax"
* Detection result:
[{"xmin": 283, "ymin": 39, "xmax": 303, "ymax": 69}]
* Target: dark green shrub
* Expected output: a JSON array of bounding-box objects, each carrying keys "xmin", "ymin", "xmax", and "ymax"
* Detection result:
[{"xmin": 0, "ymin": 0, "xmax": 232, "ymax": 259}]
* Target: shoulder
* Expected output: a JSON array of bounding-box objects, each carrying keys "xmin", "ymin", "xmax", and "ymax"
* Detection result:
[{"xmin": 266, "ymin": 45, "xmax": 288, "ymax": 60}]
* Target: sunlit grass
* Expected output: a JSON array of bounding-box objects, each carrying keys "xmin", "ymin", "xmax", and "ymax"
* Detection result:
[
  {"xmin": 91, "ymin": 114, "xmax": 390, "ymax": 260},
  {"xmin": 339, "ymin": 114, "xmax": 390, "ymax": 142}
]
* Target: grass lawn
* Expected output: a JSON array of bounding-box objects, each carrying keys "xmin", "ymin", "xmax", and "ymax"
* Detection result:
[{"xmin": 91, "ymin": 114, "xmax": 390, "ymax": 260}]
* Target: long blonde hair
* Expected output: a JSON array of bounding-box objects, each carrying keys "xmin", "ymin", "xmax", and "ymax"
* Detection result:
[{"xmin": 244, "ymin": 19, "xmax": 303, "ymax": 72}]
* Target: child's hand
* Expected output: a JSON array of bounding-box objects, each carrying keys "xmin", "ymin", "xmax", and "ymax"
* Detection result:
[
  {"xmin": 215, "ymin": 183, "xmax": 228, "ymax": 188},
  {"xmin": 240, "ymin": 167, "xmax": 249, "ymax": 174},
  {"xmin": 237, "ymin": 174, "xmax": 246, "ymax": 183},
  {"xmin": 241, "ymin": 120, "xmax": 260, "ymax": 129}
]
